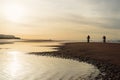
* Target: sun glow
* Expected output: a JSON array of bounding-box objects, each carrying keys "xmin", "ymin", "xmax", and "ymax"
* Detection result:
[
  {"xmin": 7, "ymin": 51, "xmax": 22, "ymax": 78},
  {"xmin": 3, "ymin": 3, "xmax": 25, "ymax": 22}
]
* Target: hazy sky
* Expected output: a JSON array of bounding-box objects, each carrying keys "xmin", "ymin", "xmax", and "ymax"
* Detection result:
[{"xmin": 0, "ymin": 0, "xmax": 120, "ymax": 40}]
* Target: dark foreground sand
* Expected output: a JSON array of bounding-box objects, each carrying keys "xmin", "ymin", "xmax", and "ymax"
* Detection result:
[
  {"xmin": 59, "ymin": 42, "xmax": 120, "ymax": 65},
  {"xmin": 30, "ymin": 42, "xmax": 120, "ymax": 80}
]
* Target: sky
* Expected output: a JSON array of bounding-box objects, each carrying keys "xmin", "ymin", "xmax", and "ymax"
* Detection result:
[{"xmin": 0, "ymin": 0, "xmax": 120, "ymax": 40}]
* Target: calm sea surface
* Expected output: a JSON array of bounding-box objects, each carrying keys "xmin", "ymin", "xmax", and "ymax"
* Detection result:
[{"xmin": 0, "ymin": 39, "xmax": 100, "ymax": 80}]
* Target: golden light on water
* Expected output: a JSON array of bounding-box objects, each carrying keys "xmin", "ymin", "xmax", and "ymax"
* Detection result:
[
  {"xmin": 2, "ymin": 3, "xmax": 26, "ymax": 22},
  {"xmin": 7, "ymin": 51, "xmax": 22, "ymax": 78},
  {"xmin": 8, "ymin": 51, "xmax": 21, "ymax": 56},
  {"xmin": 0, "ymin": 49, "xmax": 100, "ymax": 79}
]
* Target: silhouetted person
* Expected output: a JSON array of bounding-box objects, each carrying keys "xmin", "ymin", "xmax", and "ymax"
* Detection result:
[
  {"xmin": 87, "ymin": 35, "xmax": 90, "ymax": 43},
  {"xmin": 103, "ymin": 36, "xmax": 106, "ymax": 43}
]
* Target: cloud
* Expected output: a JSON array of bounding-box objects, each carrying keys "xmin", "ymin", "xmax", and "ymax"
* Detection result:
[
  {"xmin": 43, "ymin": 0, "xmax": 120, "ymax": 29},
  {"xmin": 1, "ymin": 0, "xmax": 120, "ymax": 30},
  {"xmin": 61, "ymin": 14, "xmax": 120, "ymax": 29}
]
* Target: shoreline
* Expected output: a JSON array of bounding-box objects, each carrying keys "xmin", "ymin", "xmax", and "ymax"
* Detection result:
[{"xmin": 29, "ymin": 42, "xmax": 120, "ymax": 80}]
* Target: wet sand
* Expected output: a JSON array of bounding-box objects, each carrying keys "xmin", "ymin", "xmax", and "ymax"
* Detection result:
[
  {"xmin": 30, "ymin": 42, "xmax": 120, "ymax": 80},
  {"xmin": 31, "ymin": 42, "xmax": 120, "ymax": 66},
  {"xmin": 58, "ymin": 42, "xmax": 120, "ymax": 66}
]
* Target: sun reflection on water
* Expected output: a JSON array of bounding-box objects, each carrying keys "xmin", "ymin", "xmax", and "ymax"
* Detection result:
[
  {"xmin": 7, "ymin": 51, "xmax": 22, "ymax": 79},
  {"xmin": 7, "ymin": 51, "xmax": 21, "ymax": 55},
  {"xmin": 0, "ymin": 50, "xmax": 100, "ymax": 80}
]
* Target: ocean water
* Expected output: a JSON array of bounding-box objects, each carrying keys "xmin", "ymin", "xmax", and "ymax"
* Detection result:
[{"xmin": 0, "ymin": 39, "xmax": 100, "ymax": 80}]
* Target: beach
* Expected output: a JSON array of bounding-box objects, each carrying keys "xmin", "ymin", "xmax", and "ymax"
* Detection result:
[
  {"xmin": 59, "ymin": 42, "xmax": 120, "ymax": 65},
  {"xmin": 30, "ymin": 42, "xmax": 120, "ymax": 65},
  {"xmin": 30, "ymin": 42, "xmax": 120, "ymax": 79}
]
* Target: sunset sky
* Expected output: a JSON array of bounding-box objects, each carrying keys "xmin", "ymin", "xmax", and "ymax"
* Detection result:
[{"xmin": 0, "ymin": 0, "xmax": 120, "ymax": 40}]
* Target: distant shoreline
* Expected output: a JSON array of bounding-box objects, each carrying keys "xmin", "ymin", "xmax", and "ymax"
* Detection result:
[{"xmin": 0, "ymin": 34, "xmax": 20, "ymax": 39}]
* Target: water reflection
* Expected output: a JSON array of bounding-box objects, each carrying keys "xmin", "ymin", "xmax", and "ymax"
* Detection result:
[
  {"xmin": 0, "ymin": 42, "xmax": 60, "ymax": 53},
  {"xmin": 6, "ymin": 51, "xmax": 22, "ymax": 80},
  {"xmin": 0, "ymin": 41, "xmax": 100, "ymax": 80},
  {"xmin": 0, "ymin": 51, "xmax": 100, "ymax": 80}
]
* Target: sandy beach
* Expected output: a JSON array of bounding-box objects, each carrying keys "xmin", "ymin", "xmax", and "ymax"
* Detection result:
[
  {"xmin": 31, "ymin": 42, "xmax": 120, "ymax": 65},
  {"xmin": 58, "ymin": 42, "xmax": 120, "ymax": 66},
  {"xmin": 30, "ymin": 42, "xmax": 120, "ymax": 79}
]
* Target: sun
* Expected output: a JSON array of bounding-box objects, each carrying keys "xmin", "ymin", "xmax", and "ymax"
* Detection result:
[{"xmin": 3, "ymin": 3, "xmax": 25, "ymax": 22}]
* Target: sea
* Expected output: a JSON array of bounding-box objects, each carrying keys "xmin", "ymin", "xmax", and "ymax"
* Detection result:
[{"xmin": 0, "ymin": 39, "xmax": 100, "ymax": 80}]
